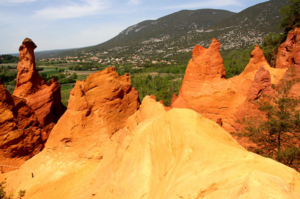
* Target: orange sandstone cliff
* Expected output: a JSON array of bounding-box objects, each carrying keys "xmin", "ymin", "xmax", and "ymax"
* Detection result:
[
  {"xmin": 1, "ymin": 91, "xmax": 300, "ymax": 198},
  {"xmin": 0, "ymin": 80, "xmax": 44, "ymax": 173},
  {"xmin": 172, "ymin": 39, "xmax": 287, "ymax": 132},
  {"xmin": 13, "ymin": 38, "xmax": 66, "ymax": 140}
]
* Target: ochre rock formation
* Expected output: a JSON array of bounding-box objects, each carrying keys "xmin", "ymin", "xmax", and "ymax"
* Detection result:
[
  {"xmin": 0, "ymin": 80, "xmax": 44, "ymax": 173},
  {"xmin": 240, "ymin": 45, "xmax": 285, "ymax": 84},
  {"xmin": 189, "ymin": 38, "xmax": 226, "ymax": 80},
  {"xmin": 149, "ymin": 94, "xmax": 171, "ymax": 111},
  {"xmin": 172, "ymin": 39, "xmax": 287, "ymax": 132},
  {"xmin": 275, "ymin": 28, "xmax": 300, "ymax": 96},
  {"xmin": 13, "ymin": 38, "xmax": 65, "ymax": 139},
  {"xmin": 45, "ymin": 67, "xmax": 140, "ymax": 150},
  {"xmin": 276, "ymin": 27, "xmax": 300, "ymax": 69},
  {"xmin": 244, "ymin": 66, "xmax": 273, "ymax": 101},
  {"xmin": 1, "ymin": 96, "xmax": 300, "ymax": 199}
]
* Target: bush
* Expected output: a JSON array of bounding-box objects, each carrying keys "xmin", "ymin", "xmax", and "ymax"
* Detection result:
[
  {"xmin": 0, "ymin": 181, "xmax": 6, "ymax": 199},
  {"xmin": 0, "ymin": 180, "xmax": 13, "ymax": 199},
  {"xmin": 0, "ymin": 73, "xmax": 17, "ymax": 84},
  {"xmin": 18, "ymin": 190, "xmax": 26, "ymax": 198},
  {"xmin": 58, "ymin": 78, "xmax": 76, "ymax": 84},
  {"xmin": 72, "ymin": 73, "xmax": 78, "ymax": 80},
  {"xmin": 36, "ymin": 67, "xmax": 44, "ymax": 71}
]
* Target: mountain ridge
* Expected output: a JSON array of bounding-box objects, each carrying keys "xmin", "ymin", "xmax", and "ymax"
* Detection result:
[{"xmin": 34, "ymin": 0, "xmax": 290, "ymax": 59}]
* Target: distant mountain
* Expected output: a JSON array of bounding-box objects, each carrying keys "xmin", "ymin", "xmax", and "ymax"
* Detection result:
[
  {"xmin": 91, "ymin": 9, "xmax": 235, "ymax": 49},
  {"xmin": 187, "ymin": 0, "xmax": 290, "ymax": 50},
  {"xmin": 84, "ymin": 9, "xmax": 235, "ymax": 57},
  {"xmin": 37, "ymin": 0, "xmax": 290, "ymax": 59},
  {"xmin": 33, "ymin": 48, "xmax": 79, "ymax": 60}
]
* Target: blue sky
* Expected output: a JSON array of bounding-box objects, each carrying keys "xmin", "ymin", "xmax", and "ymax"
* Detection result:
[{"xmin": 0, "ymin": 0, "xmax": 269, "ymax": 54}]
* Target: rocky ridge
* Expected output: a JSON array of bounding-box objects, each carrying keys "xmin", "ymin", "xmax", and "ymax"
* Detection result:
[
  {"xmin": 34, "ymin": 0, "xmax": 289, "ymax": 59},
  {"xmin": 1, "ymin": 94, "xmax": 300, "ymax": 198}
]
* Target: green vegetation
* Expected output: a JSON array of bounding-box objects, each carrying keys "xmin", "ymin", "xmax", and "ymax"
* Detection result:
[
  {"xmin": 0, "ymin": 180, "xmax": 13, "ymax": 199},
  {"xmin": 36, "ymin": 60, "xmax": 67, "ymax": 66},
  {"xmin": 39, "ymin": 71, "xmax": 60, "ymax": 76},
  {"xmin": 61, "ymin": 84, "xmax": 75, "ymax": 107},
  {"xmin": 36, "ymin": 66, "xmax": 44, "ymax": 71},
  {"xmin": 280, "ymin": 0, "xmax": 300, "ymax": 36},
  {"xmin": 0, "ymin": 180, "xmax": 26, "ymax": 199},
  {"xmin": 222, "ymin": 46, "xmax": 254, "ymax": 78},
  {"xmin": 131, "ymin": 74, "xmax": 182, "ymax": 106},
  {"xmin": 18, "ymin": 190, "xmax": 26, "ymax": 198},
  {"xmin": 261, "ymin": 32, "xmax": 286, "ymax": 66},
  {"xmin": 237, "ymin": 67, "xmax": 300, "ymax": 170},
  {"xmin": 71, "ymin": 73, "xmax": 77, "ymax": 79},
  {"xmin": 0, "ymin": 181, "xmax": 6, "ymax": 199},
  {"xmin": 0, "ymin": 65, "xmax": 18, "ymax": 90},
  {"xmin": 0, "ymin": 55, "xmax": 18, "ymax": 64},
  {"xmin": 68, "ymin": 63, "xmax": 95, "ymax": 71},
  {"xmin": 39, "ymin": 72, "xmax": 76, "ymax": 84},
  {"xmin": 0, "ymin": 73, "xmax": 17, "ymax": 84}
]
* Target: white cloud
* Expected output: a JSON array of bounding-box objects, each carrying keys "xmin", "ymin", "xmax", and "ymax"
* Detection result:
[
  {"xmin": 34, "ymin": 0, "xmax": 110, "ymax": 19},
  {"xmin": 0, "ymin": 0, "xmax": 36, "ymax": 3},
  {"xmin": 162, "ymin": 0, "xmax": 242, "ymax": 10},
  {"xmin": 127, "ymin": 0, "xmax": 140, "ymax": 6}
]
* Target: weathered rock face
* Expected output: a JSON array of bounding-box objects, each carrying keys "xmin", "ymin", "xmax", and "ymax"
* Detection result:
[
  {"xmin": 46, "ymin": 67, "xmax": 140, "ymax": 150},
  {"xmin": 1, "ymin": 96, "xmax": 300, "ymax": 199},
  {"xmin": 190, "ymin": 38, "xmax": 226, "ymax": 80},
  {"xmin": 276, "ymin": 28, "xmax": 300, "ymax": 69},
  {"xmin": 275, "ymin": 28, "xmax": 300, "ymax": 96},
  {"xmin": 172, "ymin": 39, "xmax": 287, "ymax": 132},
  {"xmin": 13, "ymin": 38, "xmax": 65, "ymax": 139},
  {"xmin": 0, "ymin": 80, "xmax": 44, "ymax": 173},
  {"xmin": 246, "ymin": 66, "xmax": 273, "ymax": 101}
]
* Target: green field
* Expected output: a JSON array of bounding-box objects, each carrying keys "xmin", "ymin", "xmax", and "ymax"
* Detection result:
[
  {"xmin": 0, "ymin": 63, "xmax": 18, "ymax": 67},
  {"xmin": 39, "ymin": 70, "xmax": 60, "ymax": 75},
  {"xmin": 60, "ymin": 84, "xmax": 75, "ymax": 107}
]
